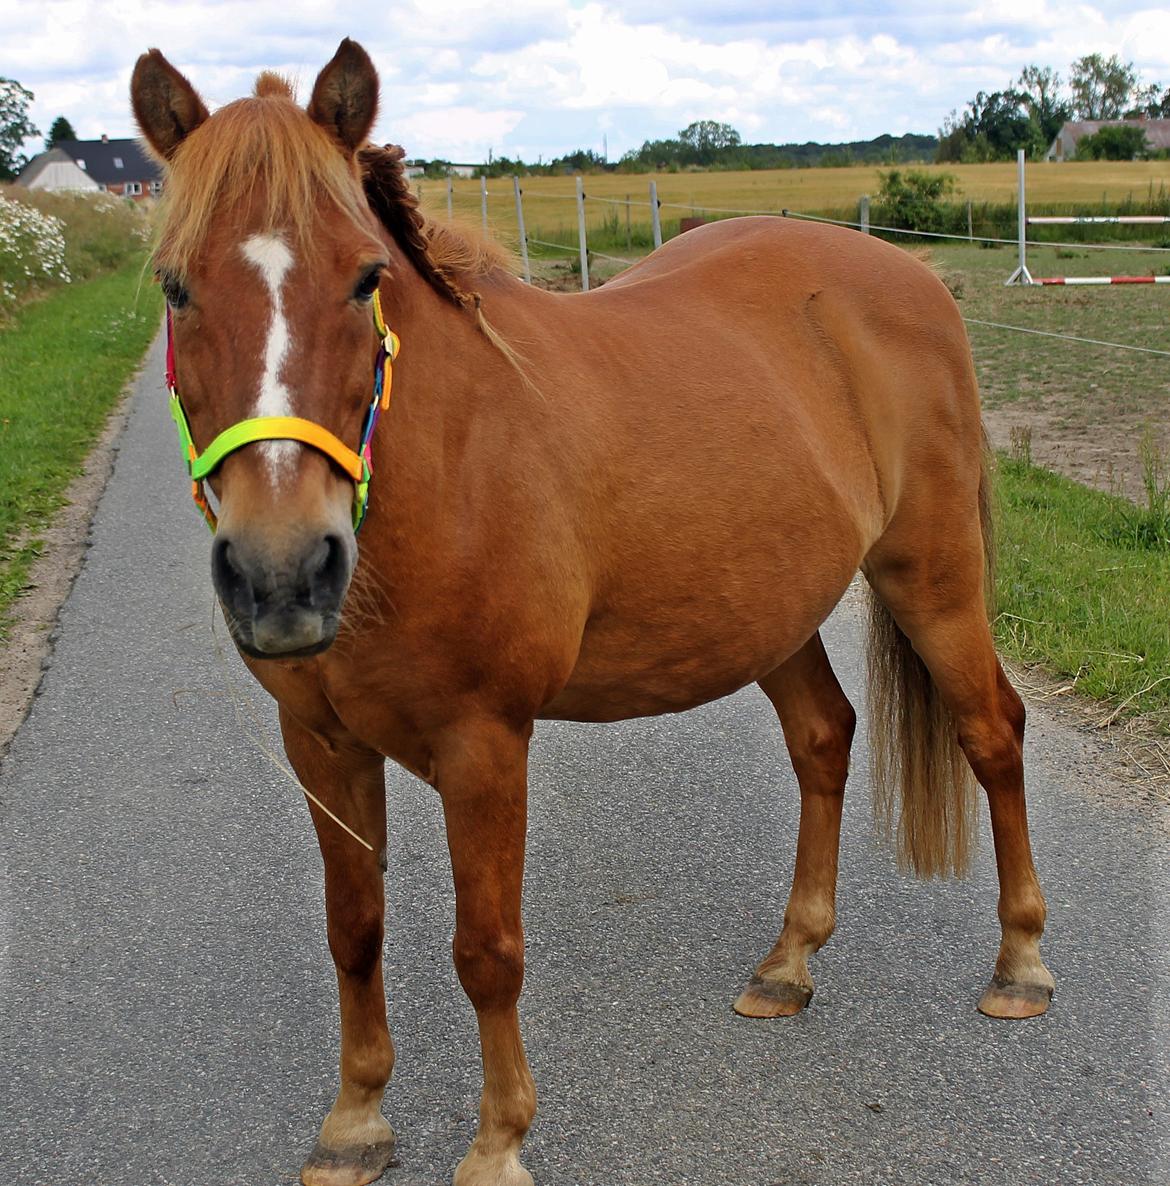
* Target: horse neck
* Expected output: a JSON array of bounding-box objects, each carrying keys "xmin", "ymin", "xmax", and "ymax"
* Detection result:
[{"xmin": 370, "ymin": 238, "xmax": 539, "ymax": 520}]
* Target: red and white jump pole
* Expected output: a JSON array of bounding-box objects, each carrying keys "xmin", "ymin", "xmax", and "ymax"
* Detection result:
[
  {"xmin": 1004, "ymin": 149, "xmax": 1170, "ymax": 286},
  {"xmin": 1034, "ymin": 274, "xmax": 1170, "ymax": 285}
]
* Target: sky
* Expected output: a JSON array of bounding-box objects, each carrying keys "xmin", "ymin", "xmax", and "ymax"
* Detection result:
[{"xmin": 4, "ymin": 2, "xmax": 1169, "ymax": 164}]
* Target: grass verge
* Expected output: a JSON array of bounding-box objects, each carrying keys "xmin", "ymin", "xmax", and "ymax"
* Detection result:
[
  {"xmin": 995, "ymin": 456, "xmax": 1169, "ymax": 731},
  {"xmin": 0, "ymin": 260, "xmax": 161, "ymax": 635}
]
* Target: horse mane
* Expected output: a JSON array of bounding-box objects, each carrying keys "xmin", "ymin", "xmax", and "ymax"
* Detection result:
[
  {"xmin": 358, "ymin": 142, "xmax": 508, "ymax": 313},
  {"xmin": 356, "ymin": 143, "xmax": 529, "ymax": 373},
  {"xmin": 153, "ymin": 74, "xmax": 508, "ymax": 302},
  {"xmin": 151, "ymin": 75, "xmax": 526, "ymax": 374},
  {"xmin": 153, "ymin": 76, "xmax": 372, "ymax": 272}
]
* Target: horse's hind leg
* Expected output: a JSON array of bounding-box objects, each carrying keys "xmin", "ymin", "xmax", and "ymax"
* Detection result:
[
  {"xmin": 280, "ymin": 709, "xmax": 396, "ymax": 1186},
  {"xmin": 734, "ymin": 632, "xmax": 856, "ymax": 1018},
  {"xmin": 867, "ymin": 535, "xmax": 1054, "ymax": 1019}
]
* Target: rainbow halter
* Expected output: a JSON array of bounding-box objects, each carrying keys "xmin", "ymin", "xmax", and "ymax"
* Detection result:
[{"xmin": 166, "ymin": 290, "xmax": 401, "ymax": 533}]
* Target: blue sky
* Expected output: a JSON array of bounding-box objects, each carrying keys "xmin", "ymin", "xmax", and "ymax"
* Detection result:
[{"xmin": 4, "ymin": 2, "xmax": 1167, "ymax": 163}]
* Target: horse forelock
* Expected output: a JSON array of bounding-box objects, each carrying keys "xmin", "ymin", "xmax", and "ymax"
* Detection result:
[
  {"xmin": 153, "ymin": 89, "xmax": 371, "ymax": 274},
  {"xmin": 254, "ymin": 71, "xmax": 295, "ymax": 100}
]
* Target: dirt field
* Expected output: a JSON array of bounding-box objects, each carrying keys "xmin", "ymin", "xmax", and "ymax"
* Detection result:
[{"xmin": 935, "ymin": 243, "xmax": 1169, "ymax": 500}]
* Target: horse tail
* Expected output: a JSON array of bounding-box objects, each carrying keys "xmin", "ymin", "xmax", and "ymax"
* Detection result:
[{"xmin": 864, "ymin": 443, "xmax": 992, "ymax": 880}]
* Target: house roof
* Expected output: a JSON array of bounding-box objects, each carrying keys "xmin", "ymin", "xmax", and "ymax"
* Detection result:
[
  {"xmin": 54, "ymin": 138, "xmax": 161, "ymax": 186},
  {"xmin": 14, "ymin": 148, "xmax": 103, "ymax": 191},
  {"xmin": 15, "ymin": 147, "xmax": 73, "ymax": 186},
  {"xmin": 1053, "ymin": 118, "xmax": 1170, "ymax": 152}
]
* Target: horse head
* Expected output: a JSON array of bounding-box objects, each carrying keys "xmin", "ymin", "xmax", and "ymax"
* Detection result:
[{"xmin": 131, "ymin": 40, "xmax": 390, "ymax": 658}]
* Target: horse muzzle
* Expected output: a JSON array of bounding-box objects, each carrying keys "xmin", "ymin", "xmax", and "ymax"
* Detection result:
[{"xmin": 211, "ymin": 530, "xmax": 355, "ymax": 658}]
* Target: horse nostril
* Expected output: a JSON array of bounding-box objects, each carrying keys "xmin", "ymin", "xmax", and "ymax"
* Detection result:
[
  {"xmin": 308, "ymin": 533, "xmax": 351, "ymax": 605},
  {"xmin": 211, "ymin": 536, "xmax": 254, "ymax": 612}
]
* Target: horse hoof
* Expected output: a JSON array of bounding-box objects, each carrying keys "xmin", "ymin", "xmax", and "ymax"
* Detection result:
[
  {"xmin": 733, "ymin": 974, "xmax": 812, "ymax": 1018},
  {"xmin": 453, "ymin": 1149, "xmax": 533, "ymax": 1186},
  {"xmin": 301, "ymin": 1135, "xmax": 398, "ymax": 1186},
  {"xmin": 977, "ymin": 976, "xmax": 1053, "ymax": 1020}
]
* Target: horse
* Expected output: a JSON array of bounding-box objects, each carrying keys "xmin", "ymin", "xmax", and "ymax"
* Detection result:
[{"xmin": 130, "ymin": 39, "xmax": 1053, "ymax": 1186}]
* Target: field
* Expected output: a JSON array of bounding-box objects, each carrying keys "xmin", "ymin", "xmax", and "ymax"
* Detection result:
[
  {"xmin": 931, "ymin": 242, "xmax": 1169, "ymax": 499},
  {"xmin": 0, "ymin": 263, "xmax": 162, "ymax": 633},
  {"xmin": 421, "ymin": 159, "xmax": 1170, "ymax": 242}
]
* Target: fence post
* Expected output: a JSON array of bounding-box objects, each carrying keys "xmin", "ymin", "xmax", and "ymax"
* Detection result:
[
  {"xmin": 649, "ymin": 180, "xmax": 662, "ymax": 249},
  {"xmin": 625, "ymin": 194, "xmax": 632, "ymax": 251},
  {"xmin": 480, "ymin": 176, "xmax": 488, "ymax": 233},
  {"xmin": 1004, "ymin": 148, "xmax": 1033, "ymax": 285},
  {"xmin": 446, "ymin": 176, "xmax": 453, "ymax": 221},
  {"xmin": 513, "ymin": 176, "xmax": 531, "ymax": 285},
  {"xmin": 966, "ymin": 199, "xmax": 973, "ymax": 242},
  {"xmin": 858, "ymin": 194, "xmax": 869, "ymax": 233},
  {"xmin": 575, "ymin": 174, "xmax": 590, "ymax": 292}
]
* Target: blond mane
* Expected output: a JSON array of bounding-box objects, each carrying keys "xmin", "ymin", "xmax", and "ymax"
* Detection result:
[
  {"xmin": 152, "ymin": 75, "xmax": 506, "ymax": 308},
  {"xmin": 153, "ymin": 77, "xmax": 372, "ymax": 273},
  {"xmin": 150, "ymin": 74, "xmax": 527, "ymax": 379}
]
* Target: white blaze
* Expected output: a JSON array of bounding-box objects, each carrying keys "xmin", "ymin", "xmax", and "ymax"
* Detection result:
[{"xmin": 241, "ymin": 233, "xmax": 298, "ymax": 481}]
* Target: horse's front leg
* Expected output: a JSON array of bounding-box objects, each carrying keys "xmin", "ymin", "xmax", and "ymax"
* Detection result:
[
  {"xmin": 280, "ymin": 708, "xmax": 396, "ymax": 1186},
  {"xmin": 437, "ymin": 717, "xmax": 537, "ymax": 1186}
]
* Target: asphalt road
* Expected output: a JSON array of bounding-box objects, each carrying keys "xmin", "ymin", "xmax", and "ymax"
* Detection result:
[{"xmin": 1, "ymin": 334, "xmax": 1167, "ymax": 1186}]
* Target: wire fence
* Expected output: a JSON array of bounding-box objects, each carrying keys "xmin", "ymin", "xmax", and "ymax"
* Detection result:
[{"xmin": 429, "ymin": 173, "xmax": 1169, "ymax": 361}]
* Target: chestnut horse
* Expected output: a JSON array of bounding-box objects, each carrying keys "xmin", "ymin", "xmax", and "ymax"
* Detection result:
[{"xmin": 131, "ymin": 39, "xmax": 1053, "ymax": 1186}]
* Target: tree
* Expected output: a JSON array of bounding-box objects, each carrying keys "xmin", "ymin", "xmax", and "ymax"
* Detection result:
[
  {"xmin": 45, "ymin": 116, "xmax": 76, "ymax": 149},
  {"xmin": 1069, "ymin": 54, "xmax": 1138, "ymax": 120},
  {"xmin": 935, "ymin": 90, "xmax": 1033, "ymax": 162},
  {"xmin": 0, "ymin": 77, "xmax": 39, "ymax": 181},
  {"xmin": 1126, "ymin": 83, "xmax": 1170, "ymax": 119},
  {"xmin": 1016, "ymin": 65, "xmax": 1071, "ymax": 145},
  {"xmin": 677, "ymin": 120, "xmax": 741, "ymax": 165},
  {"xmin": 1075, "ymin": 124, "xmax": 1149, "ymax": 160}
]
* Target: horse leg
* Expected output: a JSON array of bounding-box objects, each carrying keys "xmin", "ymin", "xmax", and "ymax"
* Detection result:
[
  {"xmin": 436, "ymin": 718, "xmax": 537, "ymax": 1186},
  {"xmin": 867, "ymin": 566, "xmax": 1054, "ymax": 1019},
  {"xmin": 280, "ymin": 710, "xmax": 396, "ymax": 1186},
  {"xmin": 734, "ymin": 633, "xmax": 856, "ymax": 1018}
]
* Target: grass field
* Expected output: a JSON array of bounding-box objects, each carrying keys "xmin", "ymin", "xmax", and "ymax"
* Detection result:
[
  {"xmin": 421, "ymin": 159, "xmax": 1170, "ymax": 243},
  {"xmin": 0, "ymin": 261, "xmax": 162, "ymax": 634},
  {"xmin": 996, "ymin": 458, "xmax": 1169, "ymax": 732}
]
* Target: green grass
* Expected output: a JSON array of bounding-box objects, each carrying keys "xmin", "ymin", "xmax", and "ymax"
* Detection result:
[
  {"xmin": 0, "ymin": 260, "xmax": 162, "ymax": 635},
  {"xmin": 995, "ymin": 457, "xmax": 1170, "ymax": 729}
]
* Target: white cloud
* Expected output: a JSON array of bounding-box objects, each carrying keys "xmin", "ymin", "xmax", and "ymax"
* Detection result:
[{"xmin": 4, "ymin": 1, "xmax": 1170, "ymax": 162}]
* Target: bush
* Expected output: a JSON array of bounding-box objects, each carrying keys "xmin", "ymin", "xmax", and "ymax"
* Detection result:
[
  {"xmin": 0, "ymin": 194, "xmax": 69, "ymax": 313},
  {"xmin": 0, "ymin": 188, "xmax": 151, "ymax": 319},
  {"xmin": 11, "ymin": 188, "xmax": 151, "ymax": 280},
  {"xmin": 1075, "ymin": 125, "xmax": 1149, "ymax": 161},
  {"xmin": 873, "ymin": 169, "xmax": 956, "ymax": 233}
]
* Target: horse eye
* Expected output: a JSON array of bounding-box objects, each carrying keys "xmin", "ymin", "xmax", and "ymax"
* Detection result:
[
  {"xmin": 158, "ymin": 270, "xmax": 189, "ymax": 310},
  {"xmin": 354, "ymin": 266, "xmax": 382, "ymax": 303}
]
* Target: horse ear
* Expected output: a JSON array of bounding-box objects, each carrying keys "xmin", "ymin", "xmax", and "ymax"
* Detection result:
[
  {"xmin": 131, "ymin": 49, "xmax": 209, "ymax": 161},
  {"xmin": 308, "ymin": 38, "xmax": 379, "ymax": 156}
]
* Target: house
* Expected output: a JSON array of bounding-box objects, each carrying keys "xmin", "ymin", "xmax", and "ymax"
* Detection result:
[
  {"xmin": 16, "ymin": 135, "xmax": 163, "ymax": 200},
  {"xmin": 1046, "ymin": 117, "xmax": 1170, "ymax": 161},
  {"xmin": 412, "ymin": 161, "xmax": 483, "ymax": 179},
  {"xmin": 14, "ymin": 148, "xmax": 102, "ymax": 192}
]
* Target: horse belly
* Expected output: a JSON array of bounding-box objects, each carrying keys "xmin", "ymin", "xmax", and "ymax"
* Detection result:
[{"xmin": 541, "ymin": 515, "xmax": 862, "ymax": 723}]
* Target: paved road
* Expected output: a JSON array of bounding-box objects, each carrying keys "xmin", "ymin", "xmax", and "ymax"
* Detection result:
[{"xmin": 2, "ymin": 335, "xmax": 1167, "ymax": 1186}]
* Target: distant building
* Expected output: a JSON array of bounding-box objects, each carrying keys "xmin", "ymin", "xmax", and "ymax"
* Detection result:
[
  {"xmin": 14, "ymin": 148, "xmax": 101, "ymax": 192},
  {"xmin": 413, "ymin": 161, "xmax": 483, "ymax": 179},
  {"xmin": 15, "ymin": 135, "xmax": 162, "ymax": 200},
  {"xmin": 1046, "ymin": 117, "xmax": 1170, "ymax": 161}
]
